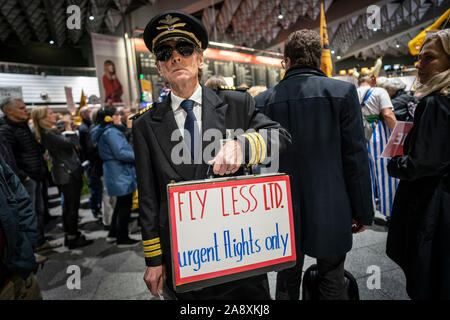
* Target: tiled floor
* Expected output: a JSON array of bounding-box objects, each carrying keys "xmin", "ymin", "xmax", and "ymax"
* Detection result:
[{"xmin": 35, "ymin": 195, "xmax": 410, "ymax": 300}]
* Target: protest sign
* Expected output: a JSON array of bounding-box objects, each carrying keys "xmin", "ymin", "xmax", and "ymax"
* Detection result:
[
  {"xmin": 167, "ymin": 173, "xmax": 296, "ymax": 292},
  {"xmin": 381, "ymin": 121, "xmax": 414, "ymax": 158}
]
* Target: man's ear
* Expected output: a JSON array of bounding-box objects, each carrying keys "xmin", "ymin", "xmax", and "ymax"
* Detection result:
[
  {"xmin": 197, "ymin": 52, "xmax": 204, "ymax": 70},
  {"xmin": 285, "ymin": 57, "xmax": 291, "ymax": 69},
  {"xmin": 155, "ymin": 61, "xmax": 163, "ymax": 76}
]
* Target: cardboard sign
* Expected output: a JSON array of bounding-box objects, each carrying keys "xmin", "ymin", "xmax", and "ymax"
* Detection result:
[
  {"xmin": 381, "ymin": 121, "xmax": 414, "ymax": 158},
  {"xmin": 167, "ymin": 173, "xmax": 296, "ymax": 292}
]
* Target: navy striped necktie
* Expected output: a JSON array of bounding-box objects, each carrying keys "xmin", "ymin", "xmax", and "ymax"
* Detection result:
[{"xmin": 180, "ymin": 99, "xmax": 200, "ymax": 159}]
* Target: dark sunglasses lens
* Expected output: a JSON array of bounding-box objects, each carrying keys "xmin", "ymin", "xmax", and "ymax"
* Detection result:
[
  {"xmin": 176, "ymin": 42, "xmax": 194, "ymax": 56},
  {"xmin": 155, "ymin": 46, "xmax": 173, "ymax": 61}
]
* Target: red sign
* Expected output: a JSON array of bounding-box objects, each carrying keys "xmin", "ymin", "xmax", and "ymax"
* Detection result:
[
  {"xmin": 381, "ymin": 121, "xmax": 414, "ymax": 158},
  {"xmin": 167, "ymin": 173, "xmax": 296, "ymax": 292}
]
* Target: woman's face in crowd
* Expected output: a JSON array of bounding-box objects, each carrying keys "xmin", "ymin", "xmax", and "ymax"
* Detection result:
[
  {"xmin": 45, "ymin": 108, "xmax": 57, "ymax": 125},
  {"xmin": 416, "ymin": 38, "xmax": 450, "ymax": 85}
]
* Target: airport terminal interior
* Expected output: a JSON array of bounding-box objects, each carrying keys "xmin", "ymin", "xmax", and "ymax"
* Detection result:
[{"xmin": 0, "ymin": 0, "xmax": 449, "ymax": 303}]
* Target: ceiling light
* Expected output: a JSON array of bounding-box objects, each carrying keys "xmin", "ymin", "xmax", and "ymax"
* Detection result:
[
  {"xmin": 278, "ymin": 14, "xmax": 283, "ymax": 19},
  {"xmin": 331, "ymin": 50, "xmax": 335, "ymax": 54},
  {"xmin": 337, "ymin": 55, "xmax": 341, "ymax": 60},
  {"xmin": 49, "ymin": 40, "xmax": 54, "ymax": 44},
  {"xmin": 373, "ymin": 28, "xmax": 378, "ymax": 32},
  {"xmin": 396, "ymin": 44, "xmax": 400, "ymax": 48},
  {"xmin": 89, "ymin": 15, "xmax": 95, "ymax": 21}
]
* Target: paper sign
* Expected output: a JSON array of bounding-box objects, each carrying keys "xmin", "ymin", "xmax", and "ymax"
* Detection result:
[
  {"xmin": 167, "ymin": 173, "xmax": 296, "ymax": 292},
  {"xmin": 64, "ymin": 86, "xmax": 76, "ymax": 112},
  {"xmin": 381, "ymin": 121, "xmax": 414, "ymax": 158}
]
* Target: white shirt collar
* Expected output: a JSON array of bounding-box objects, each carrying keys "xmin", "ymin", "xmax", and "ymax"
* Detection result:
[{"xmin": 171, "ymin": 84, "xmax": 202, "ymax": 112}]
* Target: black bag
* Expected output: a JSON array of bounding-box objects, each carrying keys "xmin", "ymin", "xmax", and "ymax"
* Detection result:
[{"xmin": 302, "ymin": 264, "xmax": 360, "ymax": 300}]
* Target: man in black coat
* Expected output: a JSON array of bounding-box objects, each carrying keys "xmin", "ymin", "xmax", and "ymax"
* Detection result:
[
  {"xmin": 254, "ymin": 30, "xmax": 373, "ymax": 300},
  {"xmin": 78, "ymin": 106, "xmax": 103, "ymax": 219},
  {"xmin": 132, "ymin": 10, "xmax": 291, "ymax": 300},
  {"xmin": 0, "ymin": 98, "xmax": 48, "ymax": 250}
]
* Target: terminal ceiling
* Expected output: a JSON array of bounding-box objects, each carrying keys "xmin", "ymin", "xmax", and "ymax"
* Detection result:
[{"xmin": 0, "ymin": 0, "xmax": 448, "ymax": 60}]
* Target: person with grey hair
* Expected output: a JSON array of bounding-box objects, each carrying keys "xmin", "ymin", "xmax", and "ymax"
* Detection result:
[
  {"xmin": 384, "ymin": 78, "xmax": 418, "ymax": 121},
  {"xmin": 386, "ymin": 28, "xmax": 450, "ymax": 299},
  {"xmin": 0, "ymin": 98, "xmax": 59, "ymax": 253}
]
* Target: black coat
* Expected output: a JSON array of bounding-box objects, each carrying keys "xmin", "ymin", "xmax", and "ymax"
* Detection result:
[
  {"xmin": 77, "ymin": 119, "xmax": 103, "ymax": 178},
  {"xmin": 387, "ymin": 91, "xmax": 450, "ymax": 299},
  {"xmin": 391, "ymin": 89, "xmax": 418, "ymax": 122},
  {"xmin": 255, "ymin": 67, "xmax": 373, "ymax": 259},
  {"xmin": 0, "ymin": 117, "xmax": 46, "ymax": 181},
  {"xmin": 41, "ymin": 129, "xmax": 82, "ymax": 186},
  {"xmin": 132, "ymin": 85, "xmax": 291, "ymax": 271}
]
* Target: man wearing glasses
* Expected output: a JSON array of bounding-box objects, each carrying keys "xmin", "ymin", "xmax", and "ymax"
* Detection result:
[{"xmin": 132, "ymin": 10, "xmax": 291, "ymax": 300}]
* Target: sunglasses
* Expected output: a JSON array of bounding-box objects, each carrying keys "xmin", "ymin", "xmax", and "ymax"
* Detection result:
[{"xmin": 155, "ymin": 41, "xmax": 195, "ymax": 62}]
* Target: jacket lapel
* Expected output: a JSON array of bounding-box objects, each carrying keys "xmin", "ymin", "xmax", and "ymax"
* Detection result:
[
  {"xmin": 193, "ymin": 86, "xmax": 227, "ymax": 179},
  {"xmin": 149, "ymin": 94, "xmax": 194, "ymax": 181}
]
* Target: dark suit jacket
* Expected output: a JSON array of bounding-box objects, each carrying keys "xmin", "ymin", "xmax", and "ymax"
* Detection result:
[
  {"xmin": 255, "ymin": 66, "xmax": 373, "ymax": 259},
  {"xmin": 132, "ymin": 85, "xmax": 291, "ymax": 270}
]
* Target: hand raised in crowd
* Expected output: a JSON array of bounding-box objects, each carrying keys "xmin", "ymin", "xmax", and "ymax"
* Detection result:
[
  {"xmin": 62, "ymin": 114, "xmax": 73, "ymax": 131},
  {"xmin": 208, "ymin": 139, "xmax": 243, "ymax": 176}
]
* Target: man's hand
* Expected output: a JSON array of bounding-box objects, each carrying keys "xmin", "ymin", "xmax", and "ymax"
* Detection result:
[
  {"xmin": 143, "ymin": 265, "xmax": 166, "ymax": 297},
  {"xmin": 352, "ymin": 219, "xmax": 367, "ymax": 234},
  {"xmin": 208, "ymin": 140, "xmax": 243, "ymax": 176}
]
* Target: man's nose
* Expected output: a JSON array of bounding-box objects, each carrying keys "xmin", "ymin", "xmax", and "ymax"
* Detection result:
[{"xmin": 171, "ymin": 49, "xmax": 182, "ymax": 62}]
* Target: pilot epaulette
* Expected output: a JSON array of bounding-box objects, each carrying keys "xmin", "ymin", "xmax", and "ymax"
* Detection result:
[
  {"xmin": 130, "ymin": 104, "xmax": 154, "ymax": 120},
  {"xmin": 218, "ymin": 85, "xmax": 248, "ymax": 92}
]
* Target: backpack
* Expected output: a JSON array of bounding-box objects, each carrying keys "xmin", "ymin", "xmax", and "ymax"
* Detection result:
[
  {"xmin": 302, "ymin": 264, "xmax": 360, "ymax": 300},
  {"xmin": 360, "ymin": 87, "xmax": 377, "ymax": 144}
]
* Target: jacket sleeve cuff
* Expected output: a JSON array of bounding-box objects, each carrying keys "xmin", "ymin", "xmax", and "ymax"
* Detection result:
[
  {"xmin": 142, "ymin": 238, "xmax": 163, "ymax": 266},
  {"xmin": 236, "ymin": 132, "xmax": 267, "ymax": 165}
]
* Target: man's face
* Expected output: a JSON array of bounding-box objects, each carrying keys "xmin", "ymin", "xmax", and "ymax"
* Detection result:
[
  {"xmin": 416, "ymin": 38, "xmax": 450, "ymax": 85},
  {"xmin": 81, "ymin": 108, "xmax": 91, "ymax": 121},
  {"xmin": 155, "ymin": 40, "xmax": 203, "ymax": 87},
  {"xmin": 121, "ymin": 108, "xmax": 130, "ymax": 121},
  {"xmin": 6, "ymin": 99, "xmax": 28, "ymax": 122}
]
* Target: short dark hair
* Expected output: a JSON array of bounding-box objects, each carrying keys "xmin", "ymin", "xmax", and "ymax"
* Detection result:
[
  {"xmin": 284, "ymin": 29, "xmax": 322, "ymax": 69},
  {"xmin": 96, "ymin": 107, "xmax": 117, "ymax": 126}
]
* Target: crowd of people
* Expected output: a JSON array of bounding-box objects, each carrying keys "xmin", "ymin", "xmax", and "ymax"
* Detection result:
[{"xmin": 0, "ymin": 8, "xmax": 448, "ymax": 300}]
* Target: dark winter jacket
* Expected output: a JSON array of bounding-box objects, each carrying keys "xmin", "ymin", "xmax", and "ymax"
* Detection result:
[
  {"xmin": 255, "ymin": 66, "xmax": 373, "ymax": 259},
  {"xmin": 391, "ymin": 89, "xmax": 418, "ymax": 122},
  {"xmin": 77, "ymin": 119, "xmax": 103, "ymax": 177},
  {"xmin": 0, "ymin": 116, "xmax": 46, "ymax": 182},
  {"xmin": 387, "ymin": 90, "xmax": 450, "ymax": 299},
  {"xmin": 0, "ymin": 154, "xmax": 38, "ymax": 279},
  {"xmin": 40, "ymin": 129, "xmax": 82, "ymax": 186},
  {"xmin": 91, "ymin": 124, "xmax": 136, "ymax": 197}
]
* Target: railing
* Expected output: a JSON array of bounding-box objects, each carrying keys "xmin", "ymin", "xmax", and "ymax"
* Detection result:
[{"xmin": 0, "ymin": 61, "xmax": 97, "ymax": 77}]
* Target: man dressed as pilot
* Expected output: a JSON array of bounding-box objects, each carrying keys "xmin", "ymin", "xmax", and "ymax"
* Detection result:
[{"xmin": 132, "ymin": 10, "xmax": 291, "ymax": 300}]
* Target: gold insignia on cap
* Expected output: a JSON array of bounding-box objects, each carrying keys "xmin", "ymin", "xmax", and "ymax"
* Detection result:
[
  {"xmin": 156, "ymin": 23, "xmax": 186, "ymax": 31},
  {"xmin": 159, "ymin": 14, "xmax": 180, "ymax": 25}
]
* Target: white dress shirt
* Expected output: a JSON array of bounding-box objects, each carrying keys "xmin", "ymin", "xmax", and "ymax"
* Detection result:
[{"xmin": 170, "ymin": 85, "xmax": 202, "ymax": 138}]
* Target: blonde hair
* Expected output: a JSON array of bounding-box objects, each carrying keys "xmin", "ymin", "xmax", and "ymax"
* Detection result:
[{"xmin": 31, "ymin": 106, "xmax": 55, "ymax": 143}]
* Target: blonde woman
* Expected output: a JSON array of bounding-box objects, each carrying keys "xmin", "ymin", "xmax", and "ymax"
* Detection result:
[
  {"xmin": 31, "ymin": 106, "xmax": 93, "ymax": 250},
  {"xmin": 386, "ymin": 29, "xmax": 450, "ymax": 299}
]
